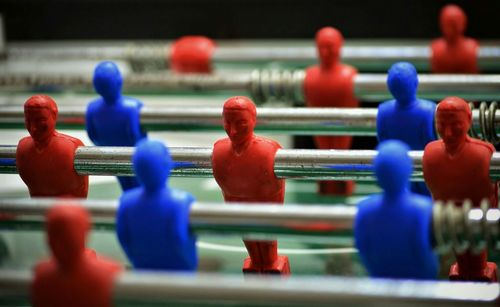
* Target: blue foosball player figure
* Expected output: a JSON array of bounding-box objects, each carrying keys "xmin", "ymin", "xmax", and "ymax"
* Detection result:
[
  {"xmin": 116, "ymin": 139, "xmax": 198, "ymax": 271},
  {"xmin": 354, "ymin": 140, "xmax": 438, "ymax": 279},
  {"xmin": 86, "ymin": 61, "xmax": 147, "ymax": 191},
  {"xmin": 376, "ymin": 62, "xmax": 436, "ymax": 196}
]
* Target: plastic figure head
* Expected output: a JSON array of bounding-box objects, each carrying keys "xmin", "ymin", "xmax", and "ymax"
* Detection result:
[
  {"xmin": 46, "ymin": 204, "xmax": 90, "ymax": 271},
  {"xmin": 315, "ymin": 27, "xmax": 343, "ymax": 69},
  {"xmin": 374, "ymin": 140, "xmax": 412, "ymax": 196},
  {"xmin": 436, "ymin": 96, "xmax": 471, "ymax": 152},
  {"xmin": 222, "ymin": 96, "xmax": 257, "ymax": 148},
  {"xmin": 24, "ymin": 95, "xmax": 58, "ymax": 147},
  {"xmin": 93, "ymin": 61, "xmax": 123, "ymax": 103},
  {"xmin": 387, "ymin": 62, "xmax": 418, "ymax": 106},
  {"xmin": 133, "ymin": 139, "xmax": 172, "ymax": 192},
  {"xmin": 440, "ymin": 5, "xmax": 467, "ymax": 42}
]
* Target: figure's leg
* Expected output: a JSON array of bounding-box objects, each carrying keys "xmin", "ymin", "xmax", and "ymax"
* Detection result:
[
  {"xmin": 315, "ymin": 136, "xmax": 355, "ymax": 196},
  {"xmin": 450, "ymin": 250, "xmax": 497, "ymax": 282},
  {"xmin": 243, "ymin": 240, "xmax": 290, "ymax": 275},
  {"xmin": 117, "ymin": 176, "xmax": 140, "ymax": 191}
]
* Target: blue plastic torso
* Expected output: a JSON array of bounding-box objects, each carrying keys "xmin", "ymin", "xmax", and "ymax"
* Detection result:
[
  {"xmin": 86, "ymin": 97, "xmax": 146, "ymax": 147},
  {"xmin": 117, "ymin": 187, "xmax": 198, "ymax": 271},
  {"xmin": 354, "ymin": 193, "xmax": 438, "ymax": 279},
  {"xmin": 377, "ymin": 99, "xmax": 437, "ymax": 150}
]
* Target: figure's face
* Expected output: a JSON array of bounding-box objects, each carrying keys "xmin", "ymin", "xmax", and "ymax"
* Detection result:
[
  {"xmin": 317, "ymin": 37, "xmax": 340, "ymax": 66},
  {"xmin": 48, "ymin": 219, "xmax": 86, "ymax": 268},
  {"xmin": 25, "ymin": 108, "xmax": 56, "ymax": 143},
  {"xmin": 223, "ymin": 109, "xmax": 255, "ymax": 145},
  {"xmin": 437, "ymin": 110, "xmax": 470, "ymax": 147},
  {"xmin": 441, "ymin": 12, "xmax": 465, "ymax": 40}
]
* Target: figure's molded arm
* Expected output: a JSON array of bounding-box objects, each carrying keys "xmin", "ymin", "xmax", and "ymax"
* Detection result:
[
  {"xmin": 129, "ymin": 99, "xmax": 147, "ymax": 143},
  {"xmin": 85, "ymin": 106, "xmax": 99, "ymax": 145},
  {"xmin": 116, "ymin": 199, "xmax": 131, "ymax": 254},
  {"xmin": 175, "ymin": 192, "xmax": 196, "ymax": 245},
  {"xmin": 421, "ymin": 101, "xmax": 438, "ymax": 144},
  {"xmin": 375, "ymin": 109, "xmax": 386, "ymax": 142}
]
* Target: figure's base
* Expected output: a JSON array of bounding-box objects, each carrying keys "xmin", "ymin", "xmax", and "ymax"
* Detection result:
[
  {"xmin": 449, "ymin": 261, "xmax": 498, "ymax": 282},
  {"xmin": 318, "ymin": 181, "xmax": 354, "ymax": 196},
  {"xmin": 242, "ymin": 255, "xmax": 291, "ymax": 275}
]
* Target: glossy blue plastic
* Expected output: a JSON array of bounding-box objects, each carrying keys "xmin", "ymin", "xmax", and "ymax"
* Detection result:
[
  {"xmin": 86, "ymin": 61, "xmax": 147, "ymax": 190},
  {"xmin": 354, "ymin": 140, "xmax": 438, "ymax": 280},
  {"xmin": 376, "ymin": 62, "xmax": 436, "ymax": 195},
  {"xmin": 116, "ymin": 139, "xmax": 198, "ymax": 271}
]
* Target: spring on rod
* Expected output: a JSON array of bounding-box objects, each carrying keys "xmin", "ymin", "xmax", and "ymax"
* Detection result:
[
  {"xmin": 433, "ymin": 200, "xmax": 500, "ymax": 255},
  {"xmin": 249, "ymin": 69, "xmax": 305, "ymax": 104},
  {"xmin": 468, "ymin": 101, "xmax": 500, "ymax": 145}
]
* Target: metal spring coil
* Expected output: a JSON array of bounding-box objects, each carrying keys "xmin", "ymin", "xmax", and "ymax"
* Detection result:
[
  {"xmin": 468, "ymin": 101, "xmax": 500, "ymax": 145},
  {"xmin": 433, "ymin": 200, "xmax": 500, "ymax": 255},
  {"xmin": 249, "ymin": 69, "xmax": 305, "ymax": 105}
]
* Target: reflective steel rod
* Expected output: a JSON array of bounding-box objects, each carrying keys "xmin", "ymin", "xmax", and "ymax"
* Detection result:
[
  {"xmin": 2, "ymin": 145, "xmax": 500, "ymax": 181},
  {"xmin": 1, "ymin": 198, "xmax": 499, "ymax": 254},
  {"xmin": 0, "ymin": 198, "xmax": 354, "ymax": 238},
  {"xmin": 0, "ymin": 270, "xmax": 498, "ymax": 306},
  {"xmin": 6, "ymin": 40, "xmax": 500, "ymax": 71},
  {"xmin": 0, "ymin": 70, "xmax": 498, "ymax": 102},
  {"xmin": 0, "ymin": 106, "xmax": 498, "ymax": 137}
]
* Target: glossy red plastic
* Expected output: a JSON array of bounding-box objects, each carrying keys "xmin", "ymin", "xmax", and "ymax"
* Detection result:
[
  {"xmin": 212, "ymin": 96, "xmax": 290, "ymax": 275},
  {"xmin": 16, "ymin": 95, "xmax": 88, "ymax": 198},
  {"xmin": 303, "ymin": 27, "xmax": 359, "ymax": 195},
  {"xmin": 430, "ymin": 5, "xmax": 479, "ymax": 73},
  {"xmin": 170, "ymin": 36, "xmax": 215, "ymax": 73},
  {"xmin": 32, "ymin": 204, "xmax": 122, "ymax": 307},
  {"xmin": 423, "ymin": 96, "xmax": 498, "ymax": 282}
]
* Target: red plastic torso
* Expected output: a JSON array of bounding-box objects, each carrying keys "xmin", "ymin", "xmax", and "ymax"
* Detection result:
[
  {"xmin": 212, "ymin": 136, "xmax": 285, "ymax": 203},
  {"xmin": 170, "ymin": 36, "xmax": 215, "ymax": 73},
  {"xmin": 16, "ymin": 133, "xmax": 88, "ymax": 198},
  {"xmin": 32, "ymin": 251, "xmax": 121, "ymax": 307},
  {"xmin": 423, "ymin": 137, "xmax": 498, "ymax": 207},
  {"xmin": 304, "ymin": 64, "xmax": 359, "ymax": 149},
  {"xmin": 430, "ymin": 38, "xmax": 479, "ymax": 73}
]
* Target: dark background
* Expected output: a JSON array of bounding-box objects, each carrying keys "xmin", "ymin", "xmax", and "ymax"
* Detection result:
[{"xmin": 0, "ymin": 0, "xmax": 498, "ymax": 41}]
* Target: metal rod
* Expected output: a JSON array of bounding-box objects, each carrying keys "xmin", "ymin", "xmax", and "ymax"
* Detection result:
[
  {"xmin": 0, "ymin": 269, "xmax": 498, "ymax": 306},
  {"xmin": 2, "ymin": 145, "xmax": 500, "ymax": 181},
  {"xmin": 0, "ymin": 198, "xmax": 354, "ymax": 239},
  {"xmin": 1, "ymin": 198, "xmax": 499, "ymax": 254},
  {"xmin": 5, "ymin": 40, "xmax": 500, "ymax": 72},
  {"xmin": 0, "ymin": 70, "xmax": 498, "ymax": 103},
  {"xmin": 1, "ymin": 105, "xmax": 498, "ymax": 137}
]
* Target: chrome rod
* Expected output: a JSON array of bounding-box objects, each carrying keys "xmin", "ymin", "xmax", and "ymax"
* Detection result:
[
  {"xmin": 1, "ymin": 198, "xmax": 499, "ymax": 254},
  {"xmin": 0, "ymin": 70, "xmax": 498, "ymax": 103},
  {"xmin": 0, "ymin": 105, "xmax": 498, "ymax": 137},
  {"xmin": 6, "ymin": 40, "xmax": 500, "ymax": 71},
  {"xmin": 0, "ymin": 270, "xmax": 498, "ymax": 306},
  {"xmin": 2, "ymin": 145, "xmax": 500, "ymax": 181},
  {"xmin": 0, "ymin": 198, "xmax": 354, "ymax": 238}
]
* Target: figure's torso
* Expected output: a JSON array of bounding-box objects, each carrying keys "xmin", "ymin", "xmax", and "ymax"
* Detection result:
[
  {"xmin": 304, "ymin": 64, "xmax": 358, "ymax": 108},
  {"xmin": 212, "ymin": 136, "xmax": 285, "ymax": 203},
  {"xmin": 355, "ymin": 193, "xmax": 437, "ymax": 279},
  {"xmin": 16, "ymin": 133, "xmax": 88, "ymax": 197},
  {"xmin": 117, "ymin": 188, "xmax": 197, "ymax": 270},
  {"xmin": 431, "ymin": 38, "xmax": 479, "ymax": 73},
  {"xmin": 87, "ymin": 98, "xmax": 145, "ymax": 146},
  {"xmin": 32, "ymin": 259, "xmax": 117, "ymax": 307},
  {"xmin": 377, "ymin": 99, "xmax": 437, "ymax": 150},
  {"xmin": 423, "ymin": 138, "xmax": 497, "ymax": 207}
]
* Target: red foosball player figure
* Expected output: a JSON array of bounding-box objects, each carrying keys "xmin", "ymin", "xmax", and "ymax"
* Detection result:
[
  {"xmin": 212, "ymin": 96, "xmax": 290, "ymax": 275},
  {"xmin": 16, "ymin": 95, "xmax": 88, "ymax": 198},
  {"xmin": 303, "ymin": 27, "xmax": 359, "ymax": 196},
  {"xmin": 430, "ymin": 5, "xmax": 479, "ymax": 73},
  {"xmin": 32, "ymin": 204, "xmax": 122, "ymax": 307},
  {"xmin": 423, "ymin": 96, "xmax": 498, "ymax": 282},
  {"xmin": 170, "ymin": 36, "xmax": 215, "ymax": 73}
]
